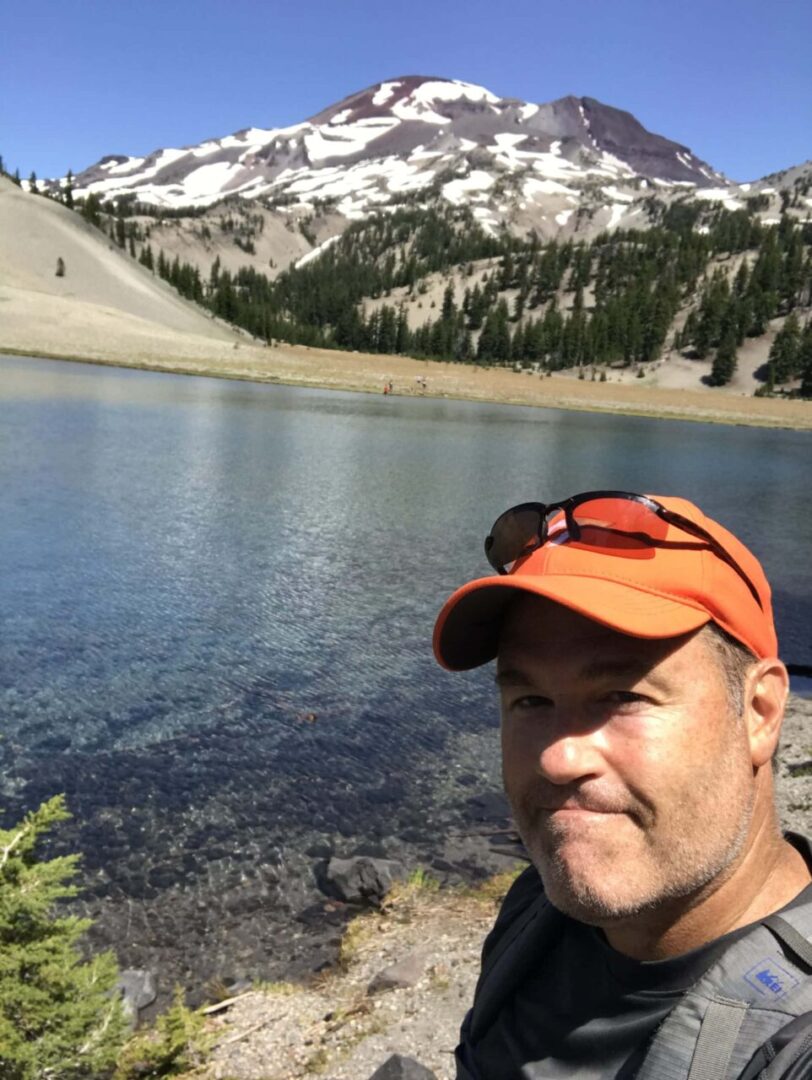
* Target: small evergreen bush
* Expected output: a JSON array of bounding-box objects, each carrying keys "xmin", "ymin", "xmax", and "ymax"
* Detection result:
[
  {"xmin": 0, "ymin": 795, "xmax": 126, "ymax": 1078},
  {"xmin": 114, "ymin": 988, "xmax": 211, "ymax": 1079}
]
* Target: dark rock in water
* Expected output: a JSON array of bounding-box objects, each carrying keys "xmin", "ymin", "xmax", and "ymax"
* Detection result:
[
  {"xmin": 455, "ymin": 772, "xmax": 479, "ymax": 787},
  {"xmin": 117, "ymin": 969, "xmax": 157, "ymax": 1027},
  {"xmin": 368, "ymin": 1054, "xmax": 438, "ymax": 1079},
  {"xmin": 368, "ymin": 950, "xmax": 427, "ymax": 995},
  {"xmin": 322, "ymin": 856, "xmax": 403, "ymax": 904},
  {"xmin": 351, "ymin": 841, "xmax": 390, "ymax": 859},
  {"xmin": 429, "ymin": 857, "xmax": 457, "ymax": 874},
  {"xmin": 466, "ymin": 791, "xmax": 510, "ymax": 821}
]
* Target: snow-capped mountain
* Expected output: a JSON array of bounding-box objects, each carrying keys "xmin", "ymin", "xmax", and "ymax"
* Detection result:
[{"xmin": 58, "ymin": 76, "xmax": 732, "ymax": 235}]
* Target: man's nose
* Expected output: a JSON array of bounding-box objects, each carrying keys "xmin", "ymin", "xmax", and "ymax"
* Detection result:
[{"xmin": 536, "ymin": 717, "xmax": 605, "ymax": 786}]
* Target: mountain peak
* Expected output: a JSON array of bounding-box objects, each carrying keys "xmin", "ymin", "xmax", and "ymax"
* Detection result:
[
  {"xmin": 56, "ymin": 76, "xmax": 728, "ymax": 232},
  {"xmin": 307, "ymin": 75, "xmax": 501, "ymax": 127}
]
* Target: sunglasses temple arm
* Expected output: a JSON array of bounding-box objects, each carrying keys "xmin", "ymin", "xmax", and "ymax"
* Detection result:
[{"xmin": 661, "ymin": 510, "xmax": 763, "ymax": 611}]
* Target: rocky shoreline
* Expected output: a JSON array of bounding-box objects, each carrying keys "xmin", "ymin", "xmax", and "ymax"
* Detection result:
[{"xmin": 113, "ymin": 693, "xmax": 812, "ymax": 1078}]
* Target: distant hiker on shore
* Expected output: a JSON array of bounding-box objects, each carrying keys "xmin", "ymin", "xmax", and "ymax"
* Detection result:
[{"xmin": 433, "ymin": 491, "xmax": 812, "ymax": 1079}]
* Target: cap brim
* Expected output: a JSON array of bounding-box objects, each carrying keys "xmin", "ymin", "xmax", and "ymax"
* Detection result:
[{"xmin": 433, "ymin": 573, "xmax": 712, "ymax": 671}]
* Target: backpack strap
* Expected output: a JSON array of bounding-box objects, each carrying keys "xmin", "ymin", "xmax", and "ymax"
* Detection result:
[
  {"xmin": 686, "ymin": 998, "xmax": 750, "ymax": 1080},
  {"xmin": 764, "ymin": 915, "xmax": 812, "ymax": 969},
  {"xmin": 639, "ymin": 905, "xmax": 812, "ymax": 1080},
  {"xmin": 757, "ymin": 1023, "xmax": 812, "ymax": 1079}
]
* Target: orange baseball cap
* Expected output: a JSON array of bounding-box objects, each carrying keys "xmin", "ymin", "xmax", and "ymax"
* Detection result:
[{"xmin": 433, "ymin": 494, "xmax": 777, "ymax": 671}]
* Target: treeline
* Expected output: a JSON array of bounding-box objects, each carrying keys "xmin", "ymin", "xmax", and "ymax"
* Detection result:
[
  {"xmin": 166, "ymin": 201, "xmax": 812, "ymax": 391},
  {"xmin": 8, "ymin": 149, "xmax": 811, "ymax": 394},
  {"xmin": 676, "ymin": 217, "xmax": 812, "ymax": 385}
]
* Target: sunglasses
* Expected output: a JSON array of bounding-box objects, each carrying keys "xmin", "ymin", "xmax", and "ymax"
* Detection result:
[{"xmin": 484, "ymin": 490, "xmax": 763, "ymax": 610}]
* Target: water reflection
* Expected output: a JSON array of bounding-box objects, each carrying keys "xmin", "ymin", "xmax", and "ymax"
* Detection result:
[{"xmin": 1, "ymin": 354, "xmax": 810, "ymax": 991}]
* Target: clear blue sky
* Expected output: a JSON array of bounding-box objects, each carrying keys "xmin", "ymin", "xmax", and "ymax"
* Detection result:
[{"xmin": 4, "ymin": 0, "xmax": 810, "ymax": 183}]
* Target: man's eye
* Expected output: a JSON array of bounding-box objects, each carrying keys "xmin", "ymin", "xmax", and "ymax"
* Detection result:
[
  {"xmin": 511, "ymin": 695, "xmax": 552, "ymax": 710},
  {"xmin": 603, "ymin": 690, "xmax": 646, "ymax": 705}
]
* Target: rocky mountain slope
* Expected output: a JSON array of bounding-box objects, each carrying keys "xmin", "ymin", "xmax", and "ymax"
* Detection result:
[
  {"xmin": 59, "ymin": 77, "xmax": 719, "ymax": 210},
  {"xmin": 46, "ymin": 76, "xmax": 811, "ymax": 250}
]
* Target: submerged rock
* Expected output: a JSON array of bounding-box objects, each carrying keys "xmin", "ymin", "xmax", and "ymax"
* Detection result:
[{"xmin": 117, "ymin": 968, "xmax": 157, "ymax": 1026}]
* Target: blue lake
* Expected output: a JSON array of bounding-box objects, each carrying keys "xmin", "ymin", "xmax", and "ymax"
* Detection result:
[{"xmin": 1, "ymin": 354, "xmax": 810, "ymax": 988}]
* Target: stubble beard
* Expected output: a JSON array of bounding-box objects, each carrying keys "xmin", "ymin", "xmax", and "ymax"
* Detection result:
[{"xmin": 510, "ymin": 765, "xmax": 756, "ymax": 926}]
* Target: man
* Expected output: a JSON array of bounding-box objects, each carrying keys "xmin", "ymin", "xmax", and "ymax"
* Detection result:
[{"xmin": 433, "ymin": 492, "xmax": 812, "ymax": 1079}]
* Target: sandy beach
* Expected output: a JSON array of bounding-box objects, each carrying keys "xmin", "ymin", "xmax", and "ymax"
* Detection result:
[{"xmin": 3, "ymin": 331, "xmax": 811, "ymax": 431}]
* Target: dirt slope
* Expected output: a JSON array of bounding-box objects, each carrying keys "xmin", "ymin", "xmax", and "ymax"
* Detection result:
[{"xmin": 0, "ymin": 179, "xmax": 237, "ymax": 355}]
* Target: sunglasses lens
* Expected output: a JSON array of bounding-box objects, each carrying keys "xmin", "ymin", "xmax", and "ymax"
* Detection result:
[
  {"xmin": 487, "ymin": 507, "xmax": 545, "ymax": 571},
  {"xmin": 568, "ymin": 496, "xmax": 668, "ymax": 556}
]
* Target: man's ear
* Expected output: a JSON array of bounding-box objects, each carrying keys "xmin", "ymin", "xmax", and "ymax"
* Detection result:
[{"xmin": 745, "ymin": 659, "xmax": 789, "ymax": 769}]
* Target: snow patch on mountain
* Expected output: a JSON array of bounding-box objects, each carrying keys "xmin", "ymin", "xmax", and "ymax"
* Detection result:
[
  {"xmin": 606, "ymin": 203, "xmax": 627, "ymax": 228},
  {"xmin": 531, "ymin": 153, "xmax": 581, "ymax": 180},
  {"xmin": 391, "ymin": 97, "xmax": 451, "ymax": 126},
  {"xmin": 523, "ymin": 178, "xmax": 574, "ymax": 197},
  {"xmin": 443, "ymin": 170, "xmax": 495, "ymax": 204},
  {"xmin": 304, "ymin": 119, "xmax": 399, "ymax": 164},
  {"xmin": 603, "ymin": 185, "xmax": 634, "ymax": 203},
  {"xmin": 694, "ymin": 187, "xmax": 745, "ymax": 211},
  {"xmin": 184, "ymin": 162, "xmax": 243, "ymax": 197},
  {"xmin": 295, "ymin": 234, "xmax": 341, "ymax": 267}
]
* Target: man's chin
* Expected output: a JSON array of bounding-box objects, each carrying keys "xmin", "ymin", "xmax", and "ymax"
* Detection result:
[
  {"xmin": 529, "ymin": 848, "xmax": 654, "ymax": 924},
  {"xmin": 541, "ymin": 876, "xmax": 644, "ymax": 925}
]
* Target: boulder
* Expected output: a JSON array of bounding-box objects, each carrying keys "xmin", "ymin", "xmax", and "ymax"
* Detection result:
[
  {"xmin": 117, "ymin": 969, "xmax": 157, "ymax": 1027},
  {"xmin": 368, "ymin": 950, "xmax": 428, "ymax": 995},
  {"xmin": 323, "ymin": 856, "xmax": 403, "ymax": 905},
  {"xmin": 368, "ymin": 1054, "xmax": 438, "ymax": 1080}
]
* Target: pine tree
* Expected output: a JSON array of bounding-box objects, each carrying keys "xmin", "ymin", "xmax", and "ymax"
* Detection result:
[
  {"xmin": 64, "ymin": 169, "xmax": 74, "ymax": 209},
  {"xmin": 708, "ymin": 326, "xmax": 738, "ymax": 386},
  {"xmin": 0, "ymin": 795, "xmax": 126, "ymax": 1078},
  {"xmin": 768, "ymin": 312, "xmax": 802, "ymax": 384},
  {"xmin": 28, "ymin": 171, "xmax": 39, "ymax": 194},
  {"xmin": 799, "ymin": 322, "xmax": 812, "ymax": 398},
  {"xmin": 80, "ymin": 192, "xmax": 102, "ymax": 229}
]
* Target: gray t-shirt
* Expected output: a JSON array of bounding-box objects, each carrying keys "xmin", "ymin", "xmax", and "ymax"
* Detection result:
[
  {"xmin": 466, "ymin": 914, "xmax": 735, "ymax": 1078},
  {"xmin": 459, "ymin": 837, "xmax": 812, "ymax": 1080}
]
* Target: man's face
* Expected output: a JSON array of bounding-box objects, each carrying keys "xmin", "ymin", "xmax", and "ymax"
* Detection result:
[{"xmin": 497, "ymin": 595, "xmax": 756, "ymax": 926}]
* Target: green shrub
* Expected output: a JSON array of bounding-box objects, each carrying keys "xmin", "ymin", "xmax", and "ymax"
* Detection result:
[
  {"xmin": 115, "ymin": 988, "xmax": 211, "ymax": 1078},
  {"xmin": 0, "ymin": 795, "xmax": 126, "ymax": 1078}
]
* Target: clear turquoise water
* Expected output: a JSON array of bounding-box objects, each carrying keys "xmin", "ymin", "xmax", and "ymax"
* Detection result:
[{"xmin": 1, "ymin": 354, "xmax": 810, "ymax": 985}]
